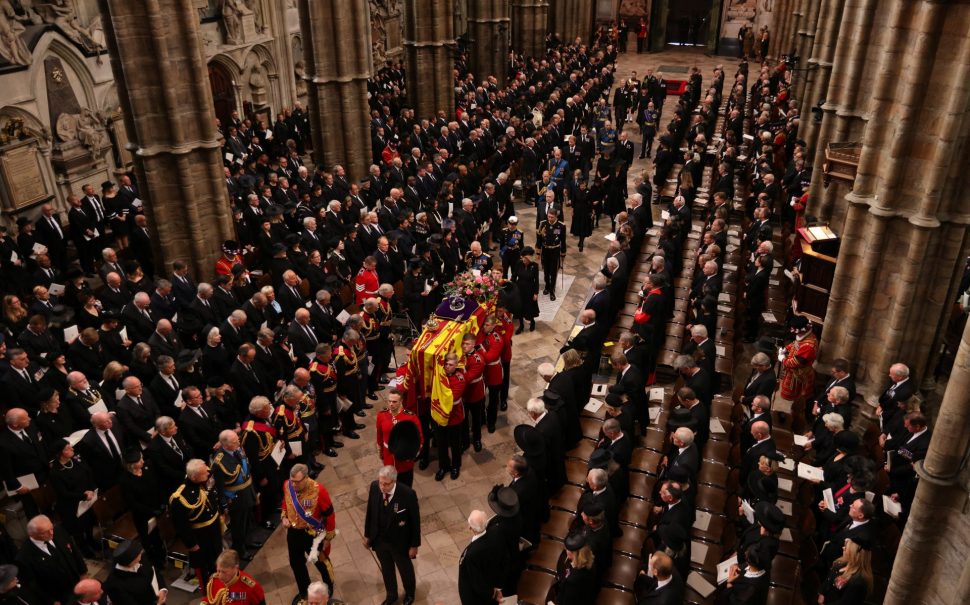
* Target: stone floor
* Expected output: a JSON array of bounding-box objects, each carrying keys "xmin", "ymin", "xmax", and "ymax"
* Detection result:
[{"xmin": 142, "ymin": 47, "xmax": 732, "ymax": 605}]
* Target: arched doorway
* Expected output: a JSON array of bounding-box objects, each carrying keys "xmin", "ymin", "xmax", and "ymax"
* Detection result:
[
  {"xmin": 665, "ymin": 0, "xmax": 713, "ymax": 46},
  {"xmin": 208, "ymin": 62, "xmax": 237, "ymax": 129}
]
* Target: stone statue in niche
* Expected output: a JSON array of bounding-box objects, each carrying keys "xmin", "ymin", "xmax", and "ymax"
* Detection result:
[
  {"xmin": 244, "ymin": 0, "xmax": 265, "ymax": 33},
  {"xmin": 35, "ymin": 0, "xmax": 103, "ymax": 51},
  {"xmin": 369, "ymin": 0, "xmax": 401, "ymax": 67},
  {"xmin": 221, "ymin": 0, "xmax": 250, "ymax": 45},
  {"xmin": 248, "ymin": 65, "xmax": 267, "ymax": 106},
  {"xmin": 55, "ymin": 107, "xmax": 107, "ymax": 153},
  {"xmin": 0, "ymin": 117, "xmax": 33, "ymax": 145},
  {"xmin": 294, "ymin": 60, "xmax": 307, "ymax": 99},
  {"xmin": 0, "ymin": 0, "xmax": 32, "ymax": 65}
]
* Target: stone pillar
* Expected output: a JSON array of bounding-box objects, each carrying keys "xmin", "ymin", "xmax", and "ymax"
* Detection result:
[
  {"xmin": 780, "ymin": 0, "xmax": 802, "ymax": 58},
  {"xmin": 768, "ymin": 0, "xmax": 788, "ymax": 59},
  {"xmin": 297, "ymin": 0, "xmax": 373, "ymax": 182},
  {"xmin": 791, "ymin": 0, "xmax": 821, "ymax": 101},
  {"xmin": 268, "ymin": 0, "xmax": 298, "ymax": 105},
  {"xmin": 807, "ymin": 0, "xmax": 879, "ymax": 226},
  {"xmin": 404, "ymin": 0, "xmax": 455, "ymax": 120},
  {"xmin": 552, "ymin": 0, "xmax": 593, "ymax": 45},
  {"xmin": 818, "ymin": 1, "xmax": 970, "ymax": 399},
  {"xmin": 467, "ymin": 0, "xmax": 511, "ymax": 87},
  {"xmin": 798, "ymin": 0, "xmax": 846, "ymax": 156},
  {"xmin": 885, "ymin": 315, "xmax": 970, "ymax": 603},
  {"xmin": 511, "ymin": 0, "xmax": 548, "ymax": 59},
  {"xmin": 96, "ymin": 0, "xmax": 233, "ymax": 279}
]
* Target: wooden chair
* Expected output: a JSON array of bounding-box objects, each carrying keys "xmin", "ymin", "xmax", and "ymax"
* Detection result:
[
  {"xmin": 601, "ymin": 554, "xmax": 641, "ymax": 591},
  {"xmin": 612, "ymin": 526, "xmax": 648, "ymax": 559},
  {"xmin": 516, "ymin": 569, "xmax": 557, "ymax": 605},
  {"xmin": 566, "ymin": 440, "xmax": 596, "ymax": 462},
  {"xmin": 619, "ymin": 498, "xmax": 653, "ymax": 529},
  {"xmin": 541, "ymin": 510, "xmax": 575, "ymax": 541},
  {"xmin": 527, "ymin": 540, "xmax": 564, "ymax": 574},
  {"xmin": 549, "ymin": 485, "xmax": 584, "ymax": 514},
  {"xmin": 596, "ymin": 587, "xmax": 637, "ymax": 605}
]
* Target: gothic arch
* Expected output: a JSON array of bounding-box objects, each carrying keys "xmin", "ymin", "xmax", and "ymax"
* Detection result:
[
  {"xmin": 0, "ymin": 106, "xmax": 52, "ymax": 149},
  {"xmin": 30, "ymin": 35, "xmax": 98, "ymax": 112}
]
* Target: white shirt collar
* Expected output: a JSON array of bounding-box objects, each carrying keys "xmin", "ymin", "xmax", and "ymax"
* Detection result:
[
  {"xmin": 849, "ymin": 519, "xmax": 869, "ymax": 529},
  {"xmin": 29, "ymin": 538, "xmax": 50, "ymax": 554},
  {"xmin": 470, "ymin": 530, "xmax": 487, "ymax": 543},
  {"xmin": 906, "ymin": 428, "xmax": 928, "ymax": 443},
  {"xmin": 656, "ymin": 576, "xmax": 672, "ymax": 590},
  {"xmin": 744, "ymin": 568, "xmax": 766, "ymax": 578}
]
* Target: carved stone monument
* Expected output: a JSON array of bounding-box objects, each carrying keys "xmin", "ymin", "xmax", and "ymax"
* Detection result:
[{"xmin": 0, "ymin": 138, "xmax": 53, "ymax": 210}]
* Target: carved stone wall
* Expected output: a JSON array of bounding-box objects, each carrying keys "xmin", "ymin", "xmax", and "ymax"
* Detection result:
[{"xmin": 371, "ymin": 0, "xmax": 404, "ymax": 70}]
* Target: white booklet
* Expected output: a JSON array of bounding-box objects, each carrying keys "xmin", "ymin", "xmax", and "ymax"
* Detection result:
[
  {"xmin": 778, "ymin": 477, "xmax": 793, "ymax": 492},
  {"xmin": 690, "ymin": 541, "xmax": 708, "ymax": 564},
  {"xmin": 686, "ymin": 572, "xmax": 716, "ymax": 598},
  {"xmin": 289, "ymin": 440, "xmax": 303, "ymax": 456},
  {"xmin": 797, "ymin": 463, "xmax": 825, "ymax": 482},
  {"xmin": 648, "ymin": 387, "xmax": 665, "ymax": 402},
  {"xmin": 63, "ymin": 325, "xmax": 79, "ymax": 344},
  {"xmin": 271, "ymin": 442, "xmax": 286, "ymax": 467},
  {"xmin": 823, "ymin": 488, "xmax": 836, "ymax": 511},
  {"xmin": 693, "ymin": 510, "xmax": 712, "ymax": 531},
  {"xmin": 6, "ymin": 473, "xmax": 39, "ymax": 496},
  {"xmin": 710, "ymin": 418, "xmax": 726, "ymax": 434},
  {"xmin": 793, "ymin": 434, "xmax": 812, "ymax": 447},
  {"xmin": 883, "ymin": 495, "xmax": 902, "ymax": 518},
  {"xmin": 584, "ymin": 399, "xmax": 604, "ymax": 413},
  {"xmin": 591, "ymin": 383, "xmax": 608, "ymax": 397},
  {"xmin": 77, "ymin": 489, "xmax": 98, "ymax": 517},
  {"xmin": 741, "ymin": 498, "xmax": 755, "ymax": 524},
  {"xmin": 717, "ymin": 554, "xmax": 738, "ymax": 584},
  {"xmin": 67, "ymin": 429, "xmax": 89, "ymax": 446},
  {"xmin": 88, "ymin": 400, "xmax": 108, "ymax": 415},
  {"xmin": 49, "ymin": 283, "xmax": 66, "ymax": 296}
]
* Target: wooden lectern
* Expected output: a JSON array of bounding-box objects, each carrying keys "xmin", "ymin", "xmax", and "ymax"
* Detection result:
[{"xmin": 794, "ymin": 225, "xmax": 839, "ymax": 323}]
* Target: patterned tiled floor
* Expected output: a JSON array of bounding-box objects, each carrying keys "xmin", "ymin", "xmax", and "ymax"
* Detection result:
[{"xmin": 138, "ymin": 46, "xmax": 730, "ymax": 605}]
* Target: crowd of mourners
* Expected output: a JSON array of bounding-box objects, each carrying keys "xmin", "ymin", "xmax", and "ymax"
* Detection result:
[{"xmin": 0, "ymin": 22, "xmax": 920, "ymax": 605}]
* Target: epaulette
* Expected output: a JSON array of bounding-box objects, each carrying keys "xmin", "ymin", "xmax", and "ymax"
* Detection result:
[
  {"xmin": 213, "ymin": 452, "xmax": 224, "ymax": 463},
  {"xmin": 240, "ymin": 574, "xmax": 256, "ymax": 587}
]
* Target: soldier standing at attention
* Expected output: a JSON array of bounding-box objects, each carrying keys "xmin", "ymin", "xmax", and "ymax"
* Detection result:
[{"xmin": 536, "ymin": 208, "xmax": 566, "ymax": 301}]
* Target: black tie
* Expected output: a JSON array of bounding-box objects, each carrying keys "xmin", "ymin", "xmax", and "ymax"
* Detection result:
[
  {"xmin": 20, "ymin": 369, "xmax": 31, "ymax": 384},
  {"xmin": 104, "ymin": 431, "xmax": 120, "ymax": 460},
  {"xmin": 199, "ymin": 407, "xmax": 208, "ymax": 420},
  {"xmin": 170, "ymin": 439, "xmax": 183, "ymax": 458},
  {"xmin": 20, "ymin": 431, "xmax": 31, "ymax": 444}
]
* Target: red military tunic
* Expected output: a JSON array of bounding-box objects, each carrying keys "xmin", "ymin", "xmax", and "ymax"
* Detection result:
[
  {"xmin": 462, "ymin": 347, "xmax": 487, "ymax": 403},
  {"xmin": 780, "ymin": 332, "xmax": 818, "ymax": 400},
  {"xmin": 354, "ymin": 267, "xmax": 379, "ymax": 305},
  {"xmin": 375, "ymin": 408, "xmax": 423, "ymax": 472},
  {"xmin": 203, "ymin": 570, "xmax": 266, "ymax": 605},
  {"xmin": 439, "ymin": 369, "xmax": 466, "ymax": 427},
  {"xmin": 215, "ymin": 253, "xmax": 243, "ymax": 277},
  {"xmin": 360, "ymin": 310, "xmax": 380, "ymax": 344},
  {"xmin": 479, "ymin": 329, "xmax": 504, "ymax": 386},
  {"xmin": 281, "ymin": 479, "xmax": 336, "ymax": 548},
  {"xmin": 497, "ymin": 310, "xmax": 514, "ymax": 363}
]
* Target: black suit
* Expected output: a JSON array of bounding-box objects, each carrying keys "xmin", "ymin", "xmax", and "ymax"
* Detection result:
[
  {"xmin": 178, "ymin": 404, "xmax": 221, "ymax": 459},
  {"xmin": 116, "ymin": 393, "xmax": 162, "ymax": 443},
  {"xmin": 148, "ymin": 373, "xmax": 182, "ymax": 418},
  {"xmin": 170, "ymin": 273, "xmax": 197, "ymax": 310},
  {"xmin": 146, "ymin": 433, "xmax": 191, "ymax": 497},
  {"xmin": 612, "ymin": 364, "xmax": 648, "ymax": 433},
  {"xmin": 536, "ymin": 412, "xmax": 567, "ymax": 492},
  {"xmin": 229, "ymin": 359, "xmax": 269, "ymax": 406},
  {"xmin": 740, "ymin": 437, "xmax": 776, "ymax": 484},
  {"xmin": 742, "ymin": 369, "xmax": 777, "ymax": 405},
  {"xmin": 878, "ymin": 378, "xmax": 916, "ymax": 414},
  {"xmin": 578, "ymin": 484, "xmax": 619, "ymax": 535},
  {"xmin": 0, "ymin": 426, "xmax": 48, "ymax": 493},
  {"xmin": 725, "ymin": 571, "xmax": 770, "ymax": 605},
  {"xmin": 820, "ymin": 519, "xmax": 874, "ymax": 570},
  {"xmin": 509, "ymin": 470, "xmax": 541, "ymax": 546},
  {"xmin": 287, "ymin": 321, "xmax": 320, "ymax": 363},
  {"xmin": 77, "ymin": 426, "xmax": 126, "ymax": 489},
  {"xmin": 655, "ymin": 500, "xmax": 692, "ymax": 548},
  {"xmin": 121, "ymin": 304, "xmax": 156, "ymax": 344},
  {"xmin": 146, "ymin": 330, "xmax": 181, "ymax": 362},
  {"xmin": 364, "ymin": 481, "xmax": 421, "ymax": 600},
  {"xmin": 278, "ymin": 283, "xmax": 306, "ymax": 320},
  {"xmin": 458, "ymin": 531, "xmax": 504, "ymax": 605},
  {"xmin": 35, "ymin": 214, "xmax": 68, "ymax": 269},
  {"xmin": 309, "ymin": 301, "xmax": 342, "ymax": 343},
  {"xmin": 15, "ymin": 526, "xmax": 87, "ymax": 605},
  {"xmin": 635, "ymin": 570, "xmax": 685, "ymax": 605},
  {"xmin": 98, "ymin": 284, "xmax": 131, "ymax": 312},
  {"xmin": 2, "ymin": 366, "xmax": 44, "ymax": 413},
  {"xmin": 104, "ymin": 562, "xmax": 166, "ymax": 605}
]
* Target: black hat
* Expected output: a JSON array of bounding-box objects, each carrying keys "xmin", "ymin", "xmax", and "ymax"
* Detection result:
[
  {"xmin": 790, "ymin": 315, "xmax": 810, "ymax": 330},
  {"xmin": 343, "ymin": 224, "xmax": 358, "ymax": 235},
  {"xmin": 266, "ymin": 205, "xmax": 284, "ymax": 217},
  {"xmin": 847, "ymin": 533, "xmax": 872, "ymax": 550},
  {"xmin": 272, "ymin": 243, "xmax": 288, "ymax": 255},
  {"xmin": 604, "ymin": 392, "xmax": 626, "ymax": 408},
  {"xmin": 513, "ymin": 424, "xmax": 545, "ymax": 456},
  {"xmin": 755, "ymin": 501, "xmax": 786, "ymax": 534},
  {"xmin": 230, "ymin": 263, "xmax": 247, "ymax": 276},
  {"xmin": 222, "ymin": 240, "xmax": 241, "ymax": 255},
  {"xmin": 176, "ymin": 349, "xmax": 202, "ymax": 369},
  {"xmin": 587, "ymin": 448, "xmax": 613, "ymax": 470},
  {"xmin": 564, "ymin": 532, "xmax": 586, "ymax": 552},
  {"xmin": 205, "ymin": 375, "xmax": 226, "ymax": 388},
  {"xmin": 582, "ymin": 501, "xmax": 604, "ymax": 517},
  {"xmin": 667, "ymin": 407, "xmax": 698, "ymax": 431},
  {"xmin": 541, "ymin": 389, "xmax": 562, "ymax": 408},
  {"xmin": 15, "ymin": 216, "xmax": 30, "ymax": 227},
  {"xmin": 65, "ymin": 267, "xmax": 84, "ymax": 281},
  {"xmin": 658, "ymin": 523, "xmax": 688, "ymax": 552},
  {"xmin": 521, "ymin": 246, "xmax": 535, "ymax": 257},
  {"xmin": 487, "ymin": 485, "xmax": 520, "ymax": 518},
  {"xmin": 387, "ymin": 420, "xmax": 421, "ymax": 461},
  {"xmin": 101, "ymin": 309, "xmax": 122, "ymax": 322},
  {"xmin": 123, "ymin": 449, "xmax": 143, "ymax": 464},
  {"xmin": 834, "ymin": 431, "xmax": 860, "ymax": 454},
  {"xmin": 284, "ymin": 233, "xmax": 301, "ymax": 246},
  {"xmin": 112, "ymin": 539, "xmax": 143, "ymax": 566},
  {"xmin": 0, "ymin": 564, "xmax": 17, "ymax": 586},
  {"xmin": 51, "ymin": 437, "xmax": 70, "ymax": 455},
  {"xmin": 101, "ymin": 180, "xmax": 115, "ymax": 191},
  {"xmin": 37, "ymin": 386, "xmax": 55, "ymax": 402}
]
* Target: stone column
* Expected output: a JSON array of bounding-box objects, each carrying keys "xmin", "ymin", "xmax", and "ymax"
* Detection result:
[
  {"xmin": 511, "ymin": 0, "xmax": 548, "ymax": 59},
  {"xmin": 404, "ymin": 0, "xmax": 455, "ymax": 120},
  {"xmin": 268, "ymin": 0, "xmax": 298, "ymax": 105},
  {"xmin": 96, "ymin": 0, "xmax": 233, "ymax": 279},
  {"xmin": 817, "ymin": 1, "xmax": 970, "ymax": 398},
  {"xmin": 885, "ymin": 314, "xmax": 970, "ymax": 603},
  {"xmin": 780, "ymin": 0, "xmax": 803, "ymax": 58},
  {"xmin": 791, "ymin": 0, "xmax": 820, "ymax": 101},
  {"xmin": 798, "ymin": 0, "xmax": 846, "ymax": 156},
  {"xmin": 297, "ymin": 0, "xmax": 373, "ymax": 182},
  {"xmin": 552, "ymin": 0, "xmax": 593, "ymax": 45},
  {"xmin": 467, "ymin": 0, "xmax": 511, "ymax": 87}
]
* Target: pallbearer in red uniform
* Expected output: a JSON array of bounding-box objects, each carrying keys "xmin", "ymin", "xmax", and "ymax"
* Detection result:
[
  {"xmin": 354, "ymin": 256, "xmax": 380, "ymax": 306},
  {"xmin": 203, "ymin": 549, "xmax": 266, "ymax": 605},
  {"xmin": 281, "ymin": 463, "xmax": 337, "ymax": 604},
  {"xmin": 433, "ymin": 353, "xmax": 465, "ymax": 481},
  {"xmin": 495, "ymin": 297, "xmax": 515, "ymax": 412},
  {"xmin": 478, "ymin": 315, "xmax": 505, "ymax": 434},
  {"xmin": 460, "ymin": 333, "xmax": 487, "ymax": 452},
  {"xmin": 216, "ymin": 240, "xmax": 244, "ymax": 277},
  {"xmin": 375, "ymin": 389, "xmax": 423, "ymax": 486},
  {"xmin": 778, "ymin": 315, "xmax": 818, "ymax": 413}
]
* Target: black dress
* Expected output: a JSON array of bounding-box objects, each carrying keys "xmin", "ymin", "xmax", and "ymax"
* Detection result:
[
  {"xmin": 36, "ymin": 410, "xmax": 75, "ymax": 450},
  {"xmin": 570, "ymin": 189, "xmax": 594, "ymax": 238},
  {"xmin": 76, "ymin": 308, "xmax": 102, "ymax": 331},
  {"xmin": 512, "ymin": 260, "xmax": 540, "ymax": 320},
  {"xmin": 202, "ymin": 343, "xmax": 231, "ymax": 382},
  {"xmin": 119, "ymin": 466, "xmax": 167, "ymax": 564},
  {"xmin": 105, "ymin": 194, "xmax": 130, "ymax": 239},
  {"xmin": 49, "ymin": 457, "xmax": 97, "ymax": 545}
]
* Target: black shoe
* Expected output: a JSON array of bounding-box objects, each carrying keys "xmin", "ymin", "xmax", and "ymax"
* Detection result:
[
  {"xmin": 310, "ymin": 461, "xmax": 324, "ymax": 471},
  {"xmin": 487, "ymin": 424, "xmax": 496, "ymax": 434},
  {"xmin": 374, "ymin": 385, "xmax": 386, "ymax": 392},
  {"xmin": 550, "ymin": 292, "xmax": 556, "ymax": 301},
  {"xmin": 500, "ymin": 401, "xmax": 508, "ymax": 411},
  {"xmin": 354, "ymin": 422, "xmax": 366, "ymax": 430},
  {"xmin": 379, "ymin": 376, "xmax": 390, "ymax": 385},
  {"xmin": 362, "ymin": 402, "xmax": 375, "ymax": 409},
  {"xmin": 332, "ymin": 441, "xmax": 345, "ymax": 448},
  {"xmin": 403, "ymin": 597, "xmax": 415, "ymax": 605},
  {"xmin": 247, "ymin": 540, "xmax": 264, "ymax": 549},
  {"xmin": 381, "ymin": 597, "xmax": 399, "ymax": 605},
  {"xmin": 578, "ymin": 245, "xmax": 584, "ymax": 252},
  {"xmin": 530, "ymin": 320, "xmax": 536, "ymax": 331},
  {"xmin": 542, "ymin": 287, "xmax": 549, "ymax": 295},
  {"xmin": 418, "ymin": 459, "xmax": 430, "ymax": 470},
  {"xmin": 308, "ymin": 469, "xmax": 319, "ymax": 479},
  {"xmin": 473, "ymin": 441, "xmax": 482, "ymax": 452},
  {"xmin": 435, "ymin": 469, "xmax": 447, "ymax": 481},
  {"xmin": 344, "ymin": 431, "xmax": 361, "ymax": 439},
  {"xmin": 450, "ymin": 468, "xmax": 460, "ymax": 480},
  {"xmin": 516, "ymin": 325, "xmax": 523, "ymax": 335},
  {"xmin": 355, "ymin": 410, "xmax": 367, "ymax": 417},
  {"xmin": 325, "ymin": 448, "xmax": 338, "ymax": 457},
  {"xmin": 366, "ymin": 393, "xmax": 378, "ymax": 401}
]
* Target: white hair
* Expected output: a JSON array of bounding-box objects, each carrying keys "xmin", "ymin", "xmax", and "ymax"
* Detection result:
[
  {"xmin": 468, "ymin": 510, "xmax": 488, "ymax": 533},
  {"xmin": 526, "ymin": 398, "xmax": 547, "ymax": 415}
]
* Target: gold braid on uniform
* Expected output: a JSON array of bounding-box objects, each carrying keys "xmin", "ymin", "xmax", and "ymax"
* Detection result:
[
  {"xmin": 212, "ymin": 452, "xmax": 241, "ymax": 482},
  {"xmin": 205, "ymin": 577, "xmax": 231, "ymax": 605},
  {"xmin": 242, "ymin": 424, "xmax": 274, "ymax": 459}
]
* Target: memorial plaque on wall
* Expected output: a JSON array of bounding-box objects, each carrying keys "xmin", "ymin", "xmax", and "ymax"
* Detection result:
[{"xmin": 0, "ymin": 139, "xmax": 52, "ymax": 209}]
